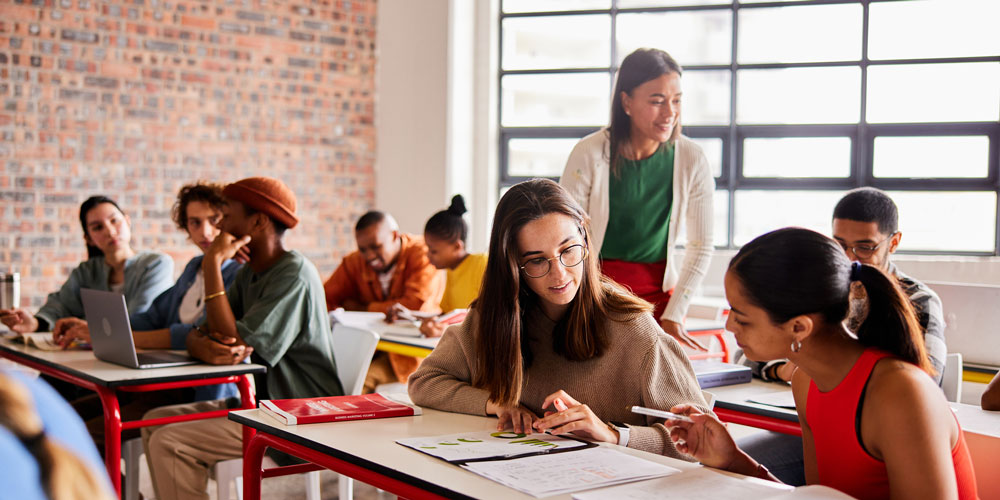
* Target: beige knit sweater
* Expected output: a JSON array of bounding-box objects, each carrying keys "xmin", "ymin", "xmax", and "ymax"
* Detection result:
[{"xmin": 408, "ymin": 306, "xmax": 711, "ymax": 460}]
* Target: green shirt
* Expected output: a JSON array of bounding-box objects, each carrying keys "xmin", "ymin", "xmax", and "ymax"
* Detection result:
[
  {"xmin": 226, "ymin": 250, "xmax": 343, "ymax": 400},
  {"xmin": 601, "ymin": 144, "xmax": 675, "ymax": 263}
]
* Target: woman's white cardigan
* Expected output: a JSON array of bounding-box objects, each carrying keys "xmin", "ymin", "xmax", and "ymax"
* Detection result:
[{"xmin": 560, "ymin": 130, "xmax": 715, "ymax": 324}]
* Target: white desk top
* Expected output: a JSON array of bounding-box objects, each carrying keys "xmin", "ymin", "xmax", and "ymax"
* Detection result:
[
  {"xmin": 685, "ymin": 317, "xmax": 727, "ymax": 332},
  {"xmin": 710, "ymin": 380, "xmax": 1000, "ymax": 439},
  {"xmin": 334, "ymin": 310, "xmax": 442, "ymax": 349},
  {"xmin": 0, "ymin": 338, "xmax": 266, "ymax": 387},
  {"xmin": 230, "ymin": 407, "xmax": 715, "ymax": 500}
]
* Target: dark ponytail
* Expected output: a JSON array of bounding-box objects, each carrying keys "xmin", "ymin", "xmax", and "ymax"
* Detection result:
[
  {"xmin": 852, "ymin": 263, "xmax": 932, "ymax": 375},
  {"xmin": 424, "ymin": 194, "xmax": 469, "ymax": 244},
  {"xmin": 729, "ymin": 228, "xmax": 931, "ymax": 375},
  {"xmin": 79, "ymin": 195, "xmax": 126, "ymax": 259}
]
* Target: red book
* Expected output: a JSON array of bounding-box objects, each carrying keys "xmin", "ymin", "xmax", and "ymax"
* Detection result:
[{"xmin": 259, "ymin": 393, "xmax": 422, "ymax": 425}]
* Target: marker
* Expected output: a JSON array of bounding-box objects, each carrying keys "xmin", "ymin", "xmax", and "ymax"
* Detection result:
[
  {"xmin": 553, "ymin": 398, "xmax": 568, "ymax": 412},
  {"xmin": 630, "ymin": 405, "xmax": 694, "ymax": 423}
]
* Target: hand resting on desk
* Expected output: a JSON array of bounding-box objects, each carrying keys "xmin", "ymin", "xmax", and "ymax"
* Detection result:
[
  {"xmin": 0, "ymin": 308, "xmax": 39, "ymax": 334},
  {"xmin": 52, "ymin": 317, "xmax": 90, "ymax": 348},
  {"xmin": 533, "ymin": 390, "xmax": 619, "ymax": 445},
  {"xmin": 186, "ymin": 327, "xmax": 253, "ymax": 365}
]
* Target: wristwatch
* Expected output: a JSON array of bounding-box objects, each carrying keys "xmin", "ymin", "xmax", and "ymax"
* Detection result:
[{"xmin": 607, "ymin": 421, "xmax": 630, "ymax": 447}]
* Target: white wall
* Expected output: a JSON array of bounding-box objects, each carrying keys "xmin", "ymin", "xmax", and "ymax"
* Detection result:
[{"xmin": 375, "ymin": 0, "xmax": 497, "ymax": 252}]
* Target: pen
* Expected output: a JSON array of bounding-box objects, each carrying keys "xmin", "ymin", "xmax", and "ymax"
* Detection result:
[{"xmin": 630, "ymin": 405, "xmax": 694, "ymax": 423}]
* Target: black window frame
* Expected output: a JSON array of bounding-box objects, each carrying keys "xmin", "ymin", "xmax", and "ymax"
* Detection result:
[{"xmin": 498, "ymin": 0, "xmax": 1000, "ymax": 256}]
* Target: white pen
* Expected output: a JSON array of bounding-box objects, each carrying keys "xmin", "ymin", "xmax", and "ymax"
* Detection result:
[{"xmin": 630, "ymin": 405, "xmax": 694, "ymax": 423}]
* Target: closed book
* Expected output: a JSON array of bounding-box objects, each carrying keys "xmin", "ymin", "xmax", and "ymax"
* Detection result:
[
  {"xmin": 691, "ymin": 360, "xmax": 752, "ymax": 388},
  {"xmin": 259, "ymin": 393, "xmax": 422, "ymax": 425}
]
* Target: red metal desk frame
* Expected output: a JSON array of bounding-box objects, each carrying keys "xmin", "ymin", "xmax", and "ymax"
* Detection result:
[{"xmin": 0, "ymin": 349, "xmax": 257, "ymax": 496}]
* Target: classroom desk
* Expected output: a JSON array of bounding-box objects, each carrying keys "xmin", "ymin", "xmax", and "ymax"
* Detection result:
[
  {"xmin": 684, "ymin": 318, "xmax": 730, "ymax": 362},
  {"xmin": 231, "ymin": 406, "xmax": 844, "ymax": 500},
  {"xmin": 334, "ymin": 310, "xmax": 440, "ymax": 357},
  {"xmin": 0, "ymin": 338, "xmax": 266, "ymax": 496},
  {"xmin": 710, "ymin": 379, "xmax": 1000, "ymax": 497}
]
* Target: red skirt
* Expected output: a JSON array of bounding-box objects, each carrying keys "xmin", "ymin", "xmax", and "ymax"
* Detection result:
[{"xmin": 601, "ymin": 259, "xmax": 672, "ymax": 320}]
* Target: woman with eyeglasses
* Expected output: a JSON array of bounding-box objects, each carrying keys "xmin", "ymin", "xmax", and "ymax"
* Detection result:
[
  {"xmin": 560, "ymin": 48, "xmax": 714, "ymax": 351},
  {"xmin": 409, "ymin": 179, "xmax": 709, "ymax": 458}
]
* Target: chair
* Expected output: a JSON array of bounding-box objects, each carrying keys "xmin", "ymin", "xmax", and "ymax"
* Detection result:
[
  {"xmin": 943, "ymin": 352, "xmax": 963, "ymax": 403},
  {"xmin": 214, "ymin": 323, "xmax": 380, "ymax": 500}
]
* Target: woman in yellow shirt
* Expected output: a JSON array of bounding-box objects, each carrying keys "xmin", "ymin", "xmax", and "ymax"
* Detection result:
[{"xmin": 420, "ymin": 195, "xmax": 487, "ymax": 337}]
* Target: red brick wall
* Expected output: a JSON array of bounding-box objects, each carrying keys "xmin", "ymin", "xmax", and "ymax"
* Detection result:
[{"xmin": 0, "ymin": 0, "xmax": 376, "ymax": 309}]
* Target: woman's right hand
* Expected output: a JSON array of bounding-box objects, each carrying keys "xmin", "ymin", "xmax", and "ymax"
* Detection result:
[
  {"xmin": 485, "ymin": 400, "xmax": 538, "ymax": 434},
  {"xmin": 0, "ymin": 308, "xmax": 39, "ymax": 334},
  {"xmin": 665, "ymin": 404, "xmax": 743, "ymax": 470}
]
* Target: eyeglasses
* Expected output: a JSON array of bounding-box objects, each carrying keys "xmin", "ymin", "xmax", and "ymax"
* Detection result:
[
  {"xmin": 837, "ymin": 233, "xmax": 897, "ymax": 259},
  {"xmin": 519, "ymin": 244, "xmax": 588, "ymax": 278}
]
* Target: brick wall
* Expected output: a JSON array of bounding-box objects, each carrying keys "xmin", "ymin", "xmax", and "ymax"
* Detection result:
[{"xmin": 0, "ymin": 0, "xmax": 376, "ymax": 309}]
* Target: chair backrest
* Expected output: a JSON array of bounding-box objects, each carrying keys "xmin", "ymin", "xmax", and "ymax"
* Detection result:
[
  {"xmin": 332, "ymin": 323, "xmax": 380, "ymax": 396},
  {"xmin": 942, "ymin": 352, "xmax": 963, "ymax": 403}
]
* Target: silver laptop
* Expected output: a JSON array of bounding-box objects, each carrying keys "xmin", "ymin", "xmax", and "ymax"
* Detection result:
[{"xmin": 81, "ymin": 288, "xmax": 198, "ymax": 369}]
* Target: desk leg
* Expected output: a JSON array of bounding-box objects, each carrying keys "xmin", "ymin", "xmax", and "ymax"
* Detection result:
[
  {"xmin": 96, "ymin": 385, "xmax": 122, "ymax": 496},
  {"xmin": 242, "ymin": 432, "xmax": 268, "ymax": 500},
  {"xmin": 236, "ymin": 374, "xmax": 257, "ymax": 455}
]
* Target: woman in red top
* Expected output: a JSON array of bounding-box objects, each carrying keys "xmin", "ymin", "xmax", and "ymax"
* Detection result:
[{"xmin": 666, "ymin": 228, "xmax": 977, "ymax": 500}]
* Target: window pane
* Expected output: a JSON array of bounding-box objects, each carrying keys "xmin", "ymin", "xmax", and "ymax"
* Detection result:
[
  {"xmin": 681, "ymin": 69, "xmax": 731, "ymax": 126},
  {"xmin": 869, "ymin": 0, "xmax": 1000, "ymax": 60},
  {"xmin": 502, "ymin": 15, "xmax": 610, "ymax": 70},
  {"xmin": 738, "ymin": 67, "xmax": 860, "ymax": 124},
  {"xmin": 874, "ymin": 136, "xmax": 990, "ymax": 179},
  {"xmin": 508, "ymin": 138, "xmax": 581, "ymax": 178},
  {"xmin": 690, "ymin": 137, "xmax": 723, "ymax": 178},
  {"xmin": 616, "ymin": 11, "xmax": 732, "ymax": 66},
  {"xmin": 619, "ymin": 0, "xmax": 730, "ymax": 6},
  {"xmin": 734, "ymin": 190, "xmax": 845, "ymax": 245},
  {"xmin": 866, "ymin": 63, "xmax": 1000, "ymax": 123},
  {"xmin": 502, "ymin": 0, "xmax": 610, "ymax": 13},
  {"xmin": 743, "ymin": 137, "xmax": 851, "ymax": 178},
  {"xmin": 738, "ymin": 4, "xmax": 862, "ymax": 63},
  {"xmin": 889, "ymin": 191, "xmax": 996, "ymax": 252},
  {"xmin": 501, "ymin": 73, "xmax": 610, "ymax": 127}
]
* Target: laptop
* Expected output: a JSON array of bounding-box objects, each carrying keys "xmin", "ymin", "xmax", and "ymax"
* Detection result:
[{"xmin": 81, "ymin": 288, "xmax": 198, "ymax": 369}]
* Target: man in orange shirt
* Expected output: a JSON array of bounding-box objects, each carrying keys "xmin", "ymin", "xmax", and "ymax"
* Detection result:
[{"xmin": 325, "ymin": 211, "xmax": 445, "ymax": 392}]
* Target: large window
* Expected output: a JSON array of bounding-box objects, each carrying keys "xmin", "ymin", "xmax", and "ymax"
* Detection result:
[{"xmin": 499, "ymin": 0, "xmax": 1000, "ymax": 254}]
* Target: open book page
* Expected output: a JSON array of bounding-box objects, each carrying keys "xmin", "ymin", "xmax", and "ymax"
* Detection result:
[
  {"xmin": 572, "ymin": 468, "xmax": 853, "ymax": 500},
  {"xmin": 462, "ymin": 447, "xmax": 680, "ymax": 498},
  {"xmin": 397, "ymin": 430, "xmax": 591, "ymax": 463},
  {"xmin": 20, "ymin": 332, "xmax": 63, "ymax": 351}
]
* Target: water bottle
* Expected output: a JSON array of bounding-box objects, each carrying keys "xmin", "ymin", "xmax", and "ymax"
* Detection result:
[{"xmin": 0, "ymin": 272, "xmax": 19, "ymax": 310}]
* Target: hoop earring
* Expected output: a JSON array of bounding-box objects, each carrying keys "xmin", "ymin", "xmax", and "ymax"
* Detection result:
[{"xmin": 790, "ymin": 340, "xmax": 802, "ymax": 353}]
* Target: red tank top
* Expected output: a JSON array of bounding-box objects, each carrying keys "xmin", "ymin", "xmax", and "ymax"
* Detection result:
[{"xmin": 807, "ymin": 348, "xmax": 978, "ymax": 500}]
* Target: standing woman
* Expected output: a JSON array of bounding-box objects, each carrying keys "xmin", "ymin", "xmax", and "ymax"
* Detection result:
[
  {"xmin": 560, "ymin": 48, "xmax": 714, "ymax": 350},
  {"xmin": 409, "ymin": 179, "xmax": 709, "ymax": 459},
  {"xmin": 0, "ymin": 196, "xmax": 173, "ymax": 334},
  {"xmin": 418, "ymin": 194, "xmax": 488, "ymax": 338},
  {"xmin": 666, "ymin": 228, "xmax": 978, "ymax": 499}
]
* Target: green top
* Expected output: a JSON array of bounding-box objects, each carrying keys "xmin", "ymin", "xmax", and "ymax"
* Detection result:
[
  {"xmin": 225, "ymin": 250, "xmax": 343, "ymax": 400},
  {"xmin": 601, "ymin": 144, "xmax": 675, "ymax": 263}
]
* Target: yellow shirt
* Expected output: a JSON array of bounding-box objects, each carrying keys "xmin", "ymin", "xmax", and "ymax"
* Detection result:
[{"xmin": 439, "ymin": 253, "xmax": 488, "ymax": 312}]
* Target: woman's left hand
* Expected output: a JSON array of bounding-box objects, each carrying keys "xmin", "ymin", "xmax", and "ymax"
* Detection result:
[
  {"xmin": 532, "ymin": 390, "xmax": 619, "ymax": 443},
  {"xmin": 53, "ymin": 317, "xmax": 91, "ymax": 347},
  {"xmin": 660, "ymin": 319, "xmax": 708, "ymax": 351}
]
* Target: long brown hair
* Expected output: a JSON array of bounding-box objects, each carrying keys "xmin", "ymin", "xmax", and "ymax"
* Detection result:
[
  {"xmin": 608, "ymin": 48, "xmax": 683, "ymax": 175},
  {"xmin": 473, "ymin": 179, "xmax": 652, "ymax": 407},
  {"xmin": 0, "ymin": 373, "xmax": 115, "ymax": 500},
  {"xmin": 729, "ymin": 228, "xmax": 932, "ymax": 375}
]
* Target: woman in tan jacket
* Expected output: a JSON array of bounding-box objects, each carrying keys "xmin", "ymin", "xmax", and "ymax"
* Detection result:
[{"xmin": 408, "ymin": 179, "xmax": 709, "ymax": 460}]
